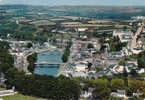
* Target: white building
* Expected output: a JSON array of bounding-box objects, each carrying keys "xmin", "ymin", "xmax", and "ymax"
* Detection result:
[
  {"xmin": 72, "ymin": 71, "xmax": 88, "ymax": 78},
  {"xmin": 125, "ymin": 63, "xmax": 137, "ymax": 73},
  {"xmin": 132, "ymin": 16, "xmax": 145, "ymax": 20},
  {"xmin": 113, "ymin": 65, "xmax": 124, "ymax": 74},
  {"xmin": 121, "ymin": 47, "xmax": 132, "ymax": 56},
  {"xmin": 0, "ymin": 87, "xmax": 17, "ymax": 97},
  {"xmin": 75, "ymin": 64, "xmax": 88, "ymax": 72},
  {"xmin": 77, "ymin": 28, "xmax": 88, "ymax": 32},
  {"xmin": 142, "ymin": 28, "xmax": 145, "ymax": 33},
  {"xmin": 109, "ymin": 52, "xmax": 123, "ymax": 58},
  {"xmin": 113, "ymin": 30, "xmax": 133, "ymax": 42},
  {"xmin": 137, "ymin": 68, "xmax": 145, "ymax": 74},
  {"xmin": 111, "ymin": 90, "xmax": 127, "ymax": 98},
  {"xmin": 131, "ymin": 48, "xmax": 143, "ymax": 54}
]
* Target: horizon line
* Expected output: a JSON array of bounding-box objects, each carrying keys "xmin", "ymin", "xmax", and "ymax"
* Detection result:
[{"xmin": 0, "ymin": 4, "xmax": 145, "ymax": 7}]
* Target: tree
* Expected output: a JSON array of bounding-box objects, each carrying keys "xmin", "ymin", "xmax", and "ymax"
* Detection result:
[
  {"xmin": 122, "ymin": 66, "xmax": 128, "ymax": 78},
  {"xmin": 66, "ymin": 39, "xmax": 72, "ymax": 49},
  {"xmin": 130, "ymin": 69, "xmax": 138, "ymax": 77},
  {"xmin": 92, "ymin": 79, "xmax": 111, "ymax": 100},
  {"xmin": 99, "ymin": 37, "xmax": 106, "ymax": 44},
  {"xmin": 129, "ymin": 96, "xmax": 142, "ymax": 100},
  {"xmin": 119, "ymin": 60, "xmax": 126, "ymax": 66},
  {"xmin": 27, "ymin": 53, "xmax": 37, "ymax": 72},
  {"xmin": 62, "ymin": 48, "xmax": 70, "ymax": 63},
  {"xmin": 137, "ymin": 51, "xmax": 145, "ymax": 68},
  {"xmin": 0, "ymin": 63, "xmax": 13, "ymax": 73},
  {"xmin": 108, "ymin": 36, "xmax": 126, "ymax": 52},
  {"xmin": 0, "ymin": 41, "xmax": 14, "ymax": 73},
  {"xmin": 128, "ymin": 79, "xmax": 145, "ymax": 95},
  {"xmin": 87, "ymin": 62, "xmax": 92, "ymax": 71},
  {"xmin": 123, "ymin": 26, "xmax": 128, "ymax": 31},
  {"xmin": 87, "ymin": 43, "xmax": 94, "ymax": 49},
  {"xmin": 111, "ymin": 79, "xmax": 125, "ymax": 91},
  {"xmin": 26, "ymin": 43, "xmax": 33, "ymax": 48},
  {"xmin": 109, "ymin": 96, "xmax": 123, "ymax": 100},
  {"xmin": 5, "ymin": 68, "xmax": 81, "ymax": 100},
  {"xmin": 100, "ymin": 45, "xmax": 106, "ymax": 53}
]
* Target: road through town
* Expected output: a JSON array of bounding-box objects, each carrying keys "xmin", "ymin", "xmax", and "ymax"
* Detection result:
[{"xmin": 129, "ymin": 24, "xmax": 144, "ymax": 50}]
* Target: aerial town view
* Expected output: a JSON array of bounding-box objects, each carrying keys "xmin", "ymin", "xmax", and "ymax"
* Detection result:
[{"xmin": 0, "ymin": 0, "xmax": 145, "ymax": 100}]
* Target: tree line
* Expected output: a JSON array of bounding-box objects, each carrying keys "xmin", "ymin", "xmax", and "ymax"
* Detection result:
[
  {"xmin": 5, "ymin": 68, "xmax": 81, "ymax": 100},
  {"xmin": 74, "ymin": 77, "xmax": 145, "ymax": 100}
]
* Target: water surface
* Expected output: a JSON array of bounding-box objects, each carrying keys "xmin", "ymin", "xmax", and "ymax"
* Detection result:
[{"xmin": 34, "ymin": 50, "xmax": 62, "ymax": 76}]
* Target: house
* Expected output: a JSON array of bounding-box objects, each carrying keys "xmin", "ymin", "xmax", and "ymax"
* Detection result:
[
  {"xmin": 137, "ymin": 68, "xmax": 145, "ymax": 74},
  {"xmin": 80, "ymin": 91, "xmax": 92, "ymax": 99},
  {"xmin": 77, "ymin": 28, "xmax": 88, "ymax": 32},
  {"xmin": 125, "ymin": 63, "xmax": 137, "ymax": 73},
  {"xmin": 121, "ymin": 34, "xmax": 132, "ymax": 42},
  {"xmin": 142, "ymin": 28, "xmax": 145, "ymax": 33},
  {"xmin": 131, "ymin": 47, "xmax": 143, "ymax": 54},
  {"xmin": 108, "ymin": 64, "xmax": 122, "ymax": 74},
  {"xmin": 110, "ymin": 90, "xmax": 127, "ymax": 98},
  {"xmin": 72, "ymin": 71, "xmax": 88, "ymax": 78},
  {"xmin": 132, "ymin": 16, "xmax": 145, "ymax": 20},
  {"xmin": 121, "ymin": 47, "xmax": 132, "ymax": 56},
  {"xmin": 80, "ymin": 88, "xmax": 93, "ymax": 99},
  {"xmin": 127, "ymin": 59, "xmax": 138, "ymax": 66},
  {"xmin": 110, "ymin": 52, "xmax": 123, "ymax": 58},
  {"xmin": 75, "ymin": 64, "xmax": 88, "ymax": 72},
  {"xmin": 137, "ymin": 41, "xmax": 143, "ymax": 48},
  {"xmin": 0, "ymin": 87, "xmax": 17, "ymax": 97},
  {"xmin": 133, "ymin": 92, "xmax": 143, "ymax": 97},
  {"xmin": 108, "ymin": 52, "xmax": 123, "ymax": 61},
  {"xmin": 114, "ymin": 65, "xmax": 124, "ymax": 74}
]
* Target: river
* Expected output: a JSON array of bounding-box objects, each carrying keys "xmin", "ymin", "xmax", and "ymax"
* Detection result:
[{"xmin": 34, "ymin": 50, "xmax": 62, "ymax": 76}]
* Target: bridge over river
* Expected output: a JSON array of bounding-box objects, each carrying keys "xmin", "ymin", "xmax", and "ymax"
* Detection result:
[{"xmin": 35, "ymin": 61, "xmax": 64, "ymax": 65}]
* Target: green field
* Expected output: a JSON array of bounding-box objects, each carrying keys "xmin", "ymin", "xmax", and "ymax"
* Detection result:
[
  {"xmin": 2, "ymin": 94, "xmax": 47, "ymax": 100},
  {"xmin": 30, "ymin": 20, "xmax": 56, "ymax": 26}
]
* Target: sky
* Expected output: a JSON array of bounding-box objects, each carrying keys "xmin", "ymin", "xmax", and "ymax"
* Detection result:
[{"xmin": 0, "ymin": 0, "xmax": 145, "ymax": 6}]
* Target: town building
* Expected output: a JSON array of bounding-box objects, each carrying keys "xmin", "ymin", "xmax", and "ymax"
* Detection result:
[
  {"xmin": 113, "ymin": 30, "xmax": 133, "ymax": 42},
  {"xmin": 110, "ymin": 90, "xmax": 127, "ymax": 98}
]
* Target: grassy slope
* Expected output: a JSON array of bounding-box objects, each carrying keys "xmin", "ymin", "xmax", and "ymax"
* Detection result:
[{"xmin": 2, "ymin": 94, "xmax": 47, "ymax": 100}]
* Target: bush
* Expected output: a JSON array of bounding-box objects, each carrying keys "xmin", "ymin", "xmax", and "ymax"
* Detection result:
[
  {"xmin": 62, "ymin": 48, "xmax": 70, "ymax": 63},
  {"xmin": 87, "ymin": 43, "xmax": 94, "ymax": 49}
]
